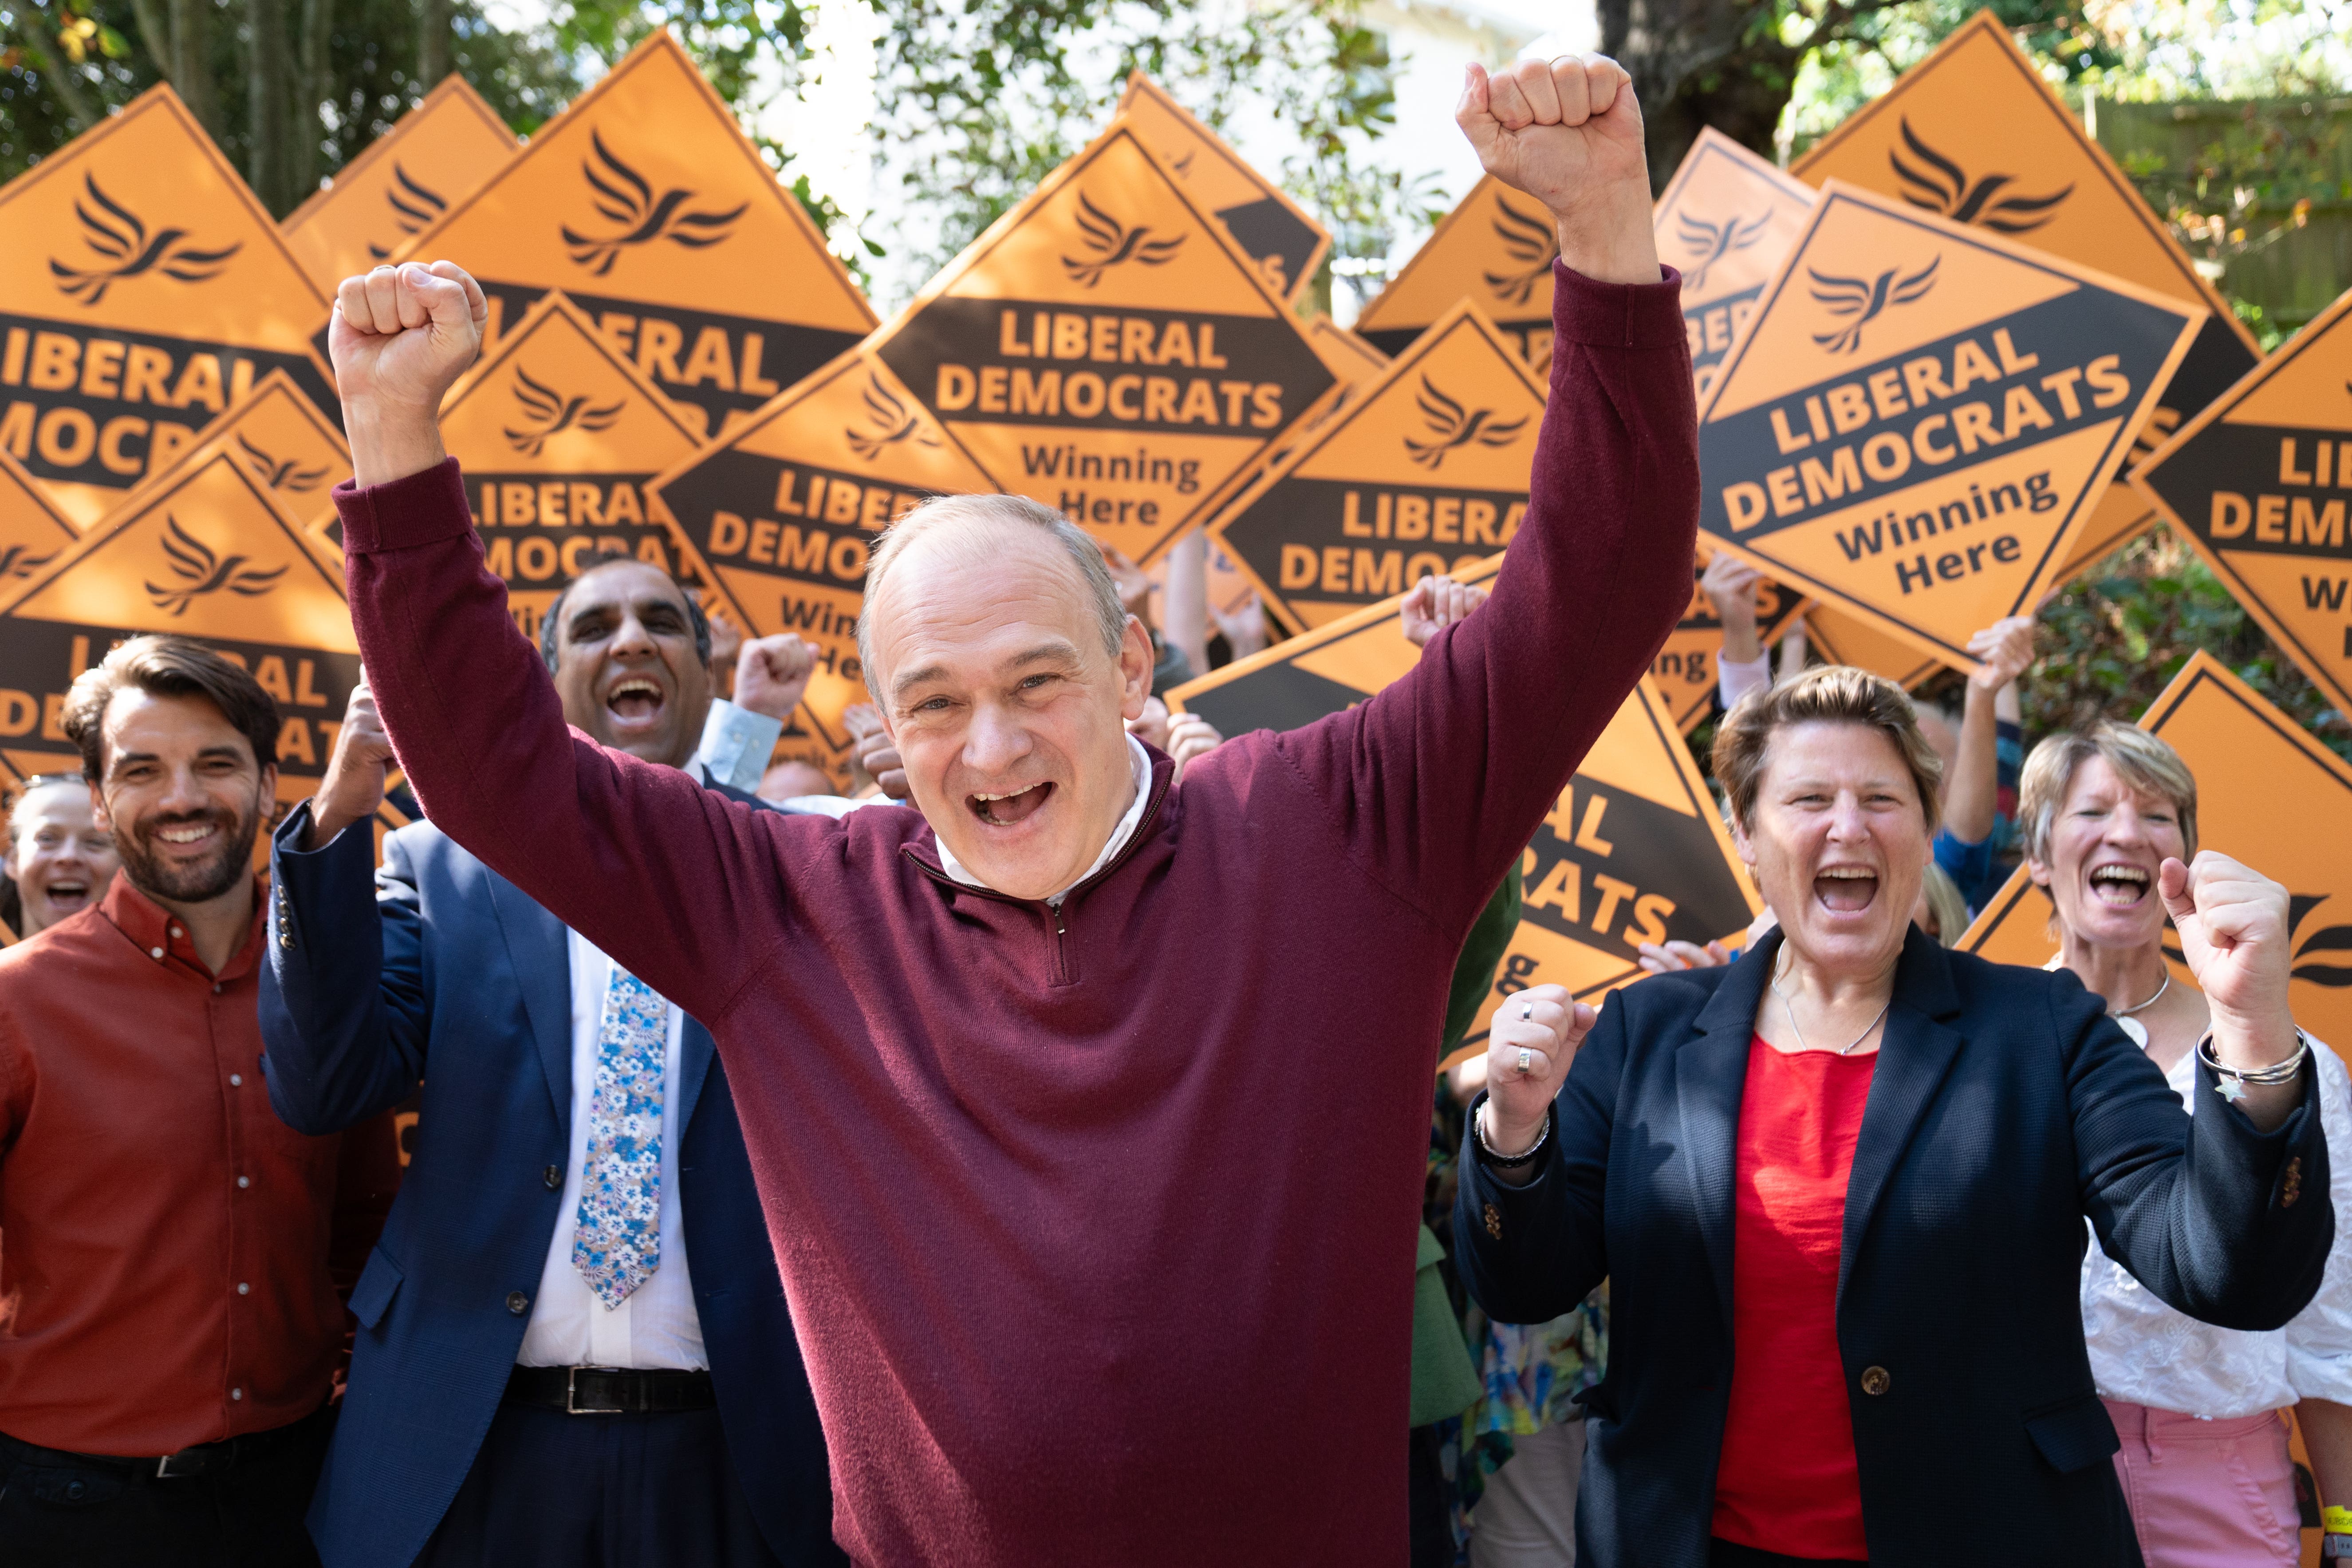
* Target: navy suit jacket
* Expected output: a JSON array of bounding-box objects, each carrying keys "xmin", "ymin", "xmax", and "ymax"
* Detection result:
[
  {"xmin": 260, "ymin": 792, "xmax": 841, "ymax": 1568},
  {"xmin": 1456, "ymin": 927, "xmax": 2332, "ymax": 1568}
]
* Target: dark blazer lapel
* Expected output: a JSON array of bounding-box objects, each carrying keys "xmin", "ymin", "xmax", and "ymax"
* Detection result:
[
  {"xmin": 486, "ymin": 867, "xmax": 575, "ymax": 1125},
  {"xmin": 1837, "ymin": 928, "xmax": 1966, "ymax": 1308},
  {"xmin": 1678, "ymin": 933, "xmax": 1777, "ymax": 1333},
  {"xmin": 678, "ymin": 1017, "xmax": 716, "ymax": 1132}
]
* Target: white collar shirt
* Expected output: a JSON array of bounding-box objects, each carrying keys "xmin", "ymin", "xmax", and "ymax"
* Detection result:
[{"xmin": 515, "ymin": 758, "xmax": 708, "ymax": 1369}]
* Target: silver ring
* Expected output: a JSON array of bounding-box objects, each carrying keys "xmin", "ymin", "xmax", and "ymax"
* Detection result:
[
  {"xmin": 1520, "ymin": 1000, "xmax": 1534, "ymax": 1021},
  {"xmin": 1516, "ymin": 1046, "xmax": 1533, "ymax": 1074}
]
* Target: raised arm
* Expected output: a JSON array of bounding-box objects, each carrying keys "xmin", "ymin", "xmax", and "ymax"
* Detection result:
[
  {"xmin": 326, "ymin": 262, "xmax": 784, "ymax": 1023},
  {"xmin": 1276, "ymin": 55, "xmax": 1698, "ymax": 940}
]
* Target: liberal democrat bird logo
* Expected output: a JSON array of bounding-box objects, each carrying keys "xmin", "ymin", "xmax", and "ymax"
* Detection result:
[
  {"xmin": 562, "ymin": 130, "xmax": 748, "ymax": 278},
  {"xmin": 1482, "ymin": 192, "xmax": 1560, "ymax": 307},
  {"xmin": 1889, "ymin": 120, "xmax": 2072, "ymax": 235},
  {"xmin": 1676, "ymin": 209, "xmax": 1772, "ymax": 293},
  {"xmin": 367, "ymin": 162, "xmax": 450, "ymax": 262},
  {"xmin": 1404, "ymin": 377, "xmax": 1528, "ymax": 470},
  {"xmin": 1061, "ymin": 193, "xmax": 1186, "ymax": 287},
  {"xmin": 502, "ymin": 367, "xmax": 625, "ymax": 458},
  {"xmin": 0, "ymin": 543, "xmax": 58, "ymax": 582},
  {"xmin": 846, "ymin": 374, "xmax": 940, "ymax": 461},
  {"xmin": 236, "ymin": 435, "xmax": 329, "ymax": 493},
  {"xmin": 145, "ymin": 517, "xmax": 287, "ymax": 616},
  {"xmin": 1808, "ymin": 256, "xmax": 1940, "ymax": 355},
  {"xmin": 49, "ymin": 175, "xmax": 241, "ymax": 306}
]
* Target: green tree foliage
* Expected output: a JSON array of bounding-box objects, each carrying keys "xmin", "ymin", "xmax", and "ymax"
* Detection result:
[{"xmin": 863, "ymin": 0, "xmax": 1443, "ymax": 297}]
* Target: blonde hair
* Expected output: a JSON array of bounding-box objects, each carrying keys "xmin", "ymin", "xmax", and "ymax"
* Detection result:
[
  {"xmin": 2016, "ymin": 722, "xmax": 2198, "ymax": 865},
  {"xmin": 1711, "ymin": 664, "xmax": 1945, "ymax": 835},
  {"xmin": 1919, "ymin": 862, "xmax": 1970, "ymax": 946}
]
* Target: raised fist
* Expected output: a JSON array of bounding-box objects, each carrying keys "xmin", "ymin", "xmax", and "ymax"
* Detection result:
[
  {"xmin": 1482, "ymin": 983, "xmax": 1597, "ymax": 1157},
  {"xmin": 734, "ymin": 633, "xmax": 819, "ymax": 722},
  {"xmin": 329, "ymin": 260, "xmax": 489, "ymax": 485},
  {"xmin": 1456, "ymin": 55, "xmax": 1659, "ymax": 288},
  {"xmin": 2162, "ymin": 851, "xmax": 2298, "ymax": 1068}
]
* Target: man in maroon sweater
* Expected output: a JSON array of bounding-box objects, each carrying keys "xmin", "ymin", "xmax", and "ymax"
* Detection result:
[{"xmin": 320, "ymin": 55, "xmax": 1696, "ymax": 1565}]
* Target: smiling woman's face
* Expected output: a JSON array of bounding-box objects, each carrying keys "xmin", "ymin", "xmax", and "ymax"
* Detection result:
[
  {"xmin": 2029, "ymin": 752, "xmax": 2185, "ymax": 953},
  {"xmin": 1735, "ymin": 719, "xmax": 1932, "ymax": 978}
]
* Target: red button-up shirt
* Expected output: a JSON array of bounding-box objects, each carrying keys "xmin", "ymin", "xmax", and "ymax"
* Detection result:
[{"xmin": 0, "ymin": 872, "xmax": 347, "ymax": 1456}]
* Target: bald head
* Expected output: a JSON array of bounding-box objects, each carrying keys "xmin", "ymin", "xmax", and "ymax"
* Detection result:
[
  {"xmin": 859, "ymin": 495, "xmax": 1154, "ymax": 902},
  {"xmin": 857, "ymin": 496, "xmax": 1126, "ymax": 697}
]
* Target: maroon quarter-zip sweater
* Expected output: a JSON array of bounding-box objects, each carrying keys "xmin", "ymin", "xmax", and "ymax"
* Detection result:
[{"xmin": 336, "ymin": 262, "xmax": 1697, "ymax": 1565}]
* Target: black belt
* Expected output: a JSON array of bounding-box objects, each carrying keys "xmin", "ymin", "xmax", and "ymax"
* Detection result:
[
  {"xmin": 0, "ymin": 1402, "xmax": 328, "ymax": 1481},
  {"xmin": 505, "ymin": 1365, "xmax": 716, "ymax": 1415}
]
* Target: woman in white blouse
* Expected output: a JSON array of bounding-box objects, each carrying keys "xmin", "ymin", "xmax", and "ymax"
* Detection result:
[{"xmin": 2020, "ymin": 722, "xmax": 2352, "ymax": 1567}]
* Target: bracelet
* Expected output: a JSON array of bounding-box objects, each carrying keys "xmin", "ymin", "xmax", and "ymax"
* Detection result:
[
  {"xmin": 1475, "ymin": 1098, "xmax": 1552, "ymax": 1169},
  {"xmin": 2196, "ymin": 1029, "xmax": 2314, "ymax": 1104}
]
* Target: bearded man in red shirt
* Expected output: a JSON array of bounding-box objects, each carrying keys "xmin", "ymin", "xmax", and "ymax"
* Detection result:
[{"xmin": 318, "ymin": 55, "xmax": 1692, "ymax": 1565}]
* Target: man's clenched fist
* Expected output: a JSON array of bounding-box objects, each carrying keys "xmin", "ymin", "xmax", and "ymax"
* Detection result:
[
  {"xmin": 1456, "ymin": 55, "xmax": 1658, "ymax": 288},
  {"xmin": 329, "ymin": 260, "xmax": 489, "ymax": 487}
]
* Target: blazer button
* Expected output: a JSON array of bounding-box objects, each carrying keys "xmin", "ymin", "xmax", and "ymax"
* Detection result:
[
  {"xmin": 544, "ymin": 1165, "xmax": 563, "ymax": 1190},
  {"xmin": 2283, "ymin": 1157, "xmax": 2305, "ymax": 1209},
  {"xmin": 506, "ymin": 1291, "xmax": 529, "ymax": 1315},
  {"xmin": 1861, "ymin": 1366, "xmax": 1891, "ymax": 1396}
]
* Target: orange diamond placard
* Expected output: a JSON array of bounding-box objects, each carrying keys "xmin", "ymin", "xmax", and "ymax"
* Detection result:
[
  {"xmin": 1655, "ymin": 128, "xmax": 1816, "ymax": 404},
  {"xmin": 1697, "ymin": 181, "xmax": 2202, "ymax": 672},
  {"xmin": 1168, "ymin": 553, "xmax": 1757, "ymax": 1065},
  {"xmin": 1652, "ymin": 558, "xmax": 1808, "ymax": 734},
  {"xmin": 2129, "ymin": 283, "xmax": 2352, "ymax": 719},
  {"xmin": 1793, "ymin": 10, "xmax": 2259, "ymax": 583},
  {"xmin": 1116, "ymin": 73, "xmax": 1330, "ymax": 306},
  {"xmin": 0, "ymin": 450, "xmax": 80, "ymax": 595},
  {"xmin": 0, "ymin": 445, "xmax": 355, "ymax": 805},
  {"xmin": 1353, "ymin": 176, "xmax": 1559, "ymax": 375},
  {"xmin": 433, "ymin": 292, "xmax": 707, "ymax": 643},
  {"xmin": 280, "ymin": 75, "xmax": 519, "ymax": 291},
  {"xmin": 1804, "ymin": 604, "xmax": 1945, "ymax": 689},
  {"xmin": 394, "ymin": 32, "xmax": 877, "ymax": 441},
  {"xmin": 118, "ymin": 369, "xmax": 351, "ymax": 540},
  {"xmin": 1958, "ymin": 651, "xmax": 2352, "ymax": 1056},
  {"xmin": 0, "ymin": 87, "xmax": 337, "ymax": 527},
  {"xmin": 864, "ymin": 119, "xmax": 1338, "ymax": 567},
  {"xmin": 1209, "ymin": 302, "xmax": 1543, "ymax": 630}
]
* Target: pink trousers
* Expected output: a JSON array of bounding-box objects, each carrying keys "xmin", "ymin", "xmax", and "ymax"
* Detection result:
[{"xmin": 2103, "ymin": 1398, "xmax": 2301, "ymax": 1568}]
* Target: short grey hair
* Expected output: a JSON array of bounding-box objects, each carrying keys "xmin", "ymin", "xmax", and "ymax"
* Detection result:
[
  {"xmin": 855, "ymin": 493, "xmax": 1128, "ymax": 693},
  {"xmin": 2017, "ymin": 722, "xmax": 2198, "ymax": 866}
]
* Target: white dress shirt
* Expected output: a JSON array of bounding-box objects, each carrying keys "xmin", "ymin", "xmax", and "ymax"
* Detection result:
[
  {"xmin": 2080, "ymin": 1034, "xmax": 2352, "ymax": 1417},
  {"xmin": 514, "ymin": 753, "xmax": 729, "ymax": 1370},
  {"xmin": 934, "ymin": 733, "xmax": 1153, "ymax": 905}
]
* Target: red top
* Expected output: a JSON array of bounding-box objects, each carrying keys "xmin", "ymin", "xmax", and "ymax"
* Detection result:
[
  {"xmin": 335, "ymin": 262, "xmax": 1700, "ymax": 1565},
  {"xmin": 0, "ymin": 874, "xmax": 353, "ymax": 1455},
  {"xmin": 1712, "ymin": 1034, "xmax": 1877, "ymax": 1561}
]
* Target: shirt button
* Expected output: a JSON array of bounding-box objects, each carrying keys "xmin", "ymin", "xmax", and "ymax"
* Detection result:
[
  {"xmin": 229, "ymin": 1074, "xmax": 242, "ymax": 1087},
  {"xmin": 1861, "ymin": 1366, "xmax": 1891, "ymax": 1396},
  {"xmin": 236, "ymin": 1175, "xmax": 249, "ymax": 1190},
  {"xmin": 150, "ymin": 946, "xmax": 164, "ymax": 960},
  {"xmin": 237, "ymin": 1282, "xmax": 249, "ymax": 1295},
  {"xmin": 170, "ymin": 926, "xmax": 183, "ymax": 938},
  {"xmin": 230, "ymin": 1387, "xmax": 243, "ymax": 1401},
  {"xmin": 506, "ymin": 1291, "xmax": 530, "ymax": 1315},
  {"xmin": 213, "ymin": 984, "xmax": 223, "ymax": 995},
  {"xmin": 544, "ymin": 1165, "xmax": 563, "ymax": 1190}
]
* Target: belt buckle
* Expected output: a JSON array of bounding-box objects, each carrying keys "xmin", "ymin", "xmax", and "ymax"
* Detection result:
[
  {"xmin": 566, "ymin": 1366, "xmax": 626, "ymax": 1415},
  {"xmin": 155, "ymin": 1448, "xmax": 205, "ymax": 1479}
]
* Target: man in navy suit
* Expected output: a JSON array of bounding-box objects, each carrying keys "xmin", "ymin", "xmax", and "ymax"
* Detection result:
[{"xmin": 260, "ymin": 556, "xmax": 847, "ymax": 1568}]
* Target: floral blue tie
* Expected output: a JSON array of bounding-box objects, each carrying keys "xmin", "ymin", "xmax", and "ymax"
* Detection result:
[{"xmin": 572, "ymin": 966, "xmax": 666, "ymax": 1308}]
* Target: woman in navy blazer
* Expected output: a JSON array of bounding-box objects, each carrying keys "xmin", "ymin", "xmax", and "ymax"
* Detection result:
[{"xmin": 1454, "ymin": 666, "xmax": 2331, "ymax": 1568}]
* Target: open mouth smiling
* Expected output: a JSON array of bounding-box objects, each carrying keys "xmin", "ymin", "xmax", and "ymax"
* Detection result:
[
  {"xmin": 969, "ymin": 781, "xmax": 1053, "ymax": 827},
  {"xmin": 1814, "ymin": 864, "xmax": 1879, "ymax": 912},
  {"xmin": 2088, "ymin": 862, "xmax": 2152, "ymax": 908},
  {"xmin": 606, "ymin": 676, "xmax": 666, "ymax": 724},
  {"xmin": 43, "ymin": 878, "xmax": 91, "ymax": 912},
  {"xmin": 154, "ymin": 820, "xmax": 220, "ymax": 851}
]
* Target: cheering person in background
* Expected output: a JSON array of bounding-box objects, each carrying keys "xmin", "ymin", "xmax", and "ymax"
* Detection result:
[
  {"xmin": 1458, "ymin": 665, "xmax": 2330, "ymax": 1568},
  {"xmin": 2018, "ymin": 723, "xmax": 2352, "ymax": 1568}
]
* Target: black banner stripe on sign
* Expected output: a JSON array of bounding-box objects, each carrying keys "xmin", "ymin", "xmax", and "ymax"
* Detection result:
[
  {"xmin": 0, "ymin": 315, "xmax": 336, "ymax": 487},
  {"xmin": 660, "ymin": 446, "xmax": 946, "ymax": 591},
  {"xmin": 1355, "ymin": 317, "xmax": 1553, "ymax": 373},
  {"xmin": 2141, "ymin": 423, "xmax": 2352, "ymax": 560},
  {"xmin": 1223, "ymin": 475, "xmax": 1526, "ymax": 607},
  {"xmin": 0, "ymin": 619, "xmax": 360, "ymax": 777},
  {"xmin": 2162, "ymin": 311, "xmax": 2263, "ymax": 424},
  {"xmin": 461, "ymin": 471, "xmax": 689, "ymax": 585},
  {"xmin": 1173, "ymin": 660, "xmax": 1375, "ymax": 737},
  {"xmin": 1519, "ymin": 780, "xmax": 1754, "ymax": 958},
  {"xmin": 872, "ymin": 297, "xmax": 1330, "ymax": 436},
  {"xmin": 468, "ymin": 282, "xmax": 863, "ymax": 433},
  {"xmin": 1699, "ymin": 289, "xmax": 2189, "ymax": 542},
  {"xmin": 1688, "ymin": 282, "xmax": 1766, "ymax": 378},
  {"xmin": 1212, "ymin": 197, "xmax": 1323, "ymax": 298}
]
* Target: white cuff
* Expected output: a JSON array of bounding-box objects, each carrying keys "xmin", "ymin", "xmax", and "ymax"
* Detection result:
[
  {"xmin": 1718, "ymin": 651, "xmax": 1772, "ymax": 713},
  {"xmin": 695, "ymin": 698, "xmax": 784, "ymax": 794}
]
